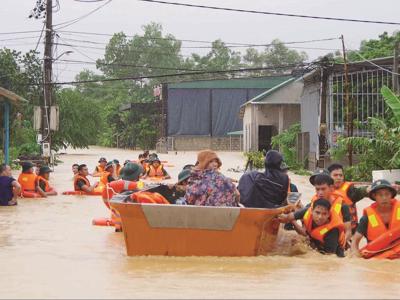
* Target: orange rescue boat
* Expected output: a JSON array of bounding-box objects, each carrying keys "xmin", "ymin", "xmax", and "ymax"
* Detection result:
[{"xmin": 110, "ymin": 199, "xmax": 296, "ymax": 257}]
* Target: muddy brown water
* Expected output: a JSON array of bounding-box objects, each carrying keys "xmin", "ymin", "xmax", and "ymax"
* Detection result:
[{"xmin": 1, "ymin": 146, "xmax": 399, "ymax": 299}]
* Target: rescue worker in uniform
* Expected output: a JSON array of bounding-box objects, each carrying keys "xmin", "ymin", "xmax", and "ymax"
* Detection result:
[
  {"xmin": 328, "ymin": 163, "xmax": 369, "ymax": 233},
  {"xmin": 351, "ymin": 179, "xmax": 400, "ymax": 258},
  {"xmin": 17, "ymin": 162, "xmax": 37, "ymax": 195},
  {"xmin": 74, "ymin": 164, "xmax": 97, "ymax": 193},
  {"xmin": 92, "ymin": 157, "xmax": 107, "ymax": 177},
  {"xmin": 279, "ymin": 171, "xmax": 352, "ymax": 245},
  {"xmin": 36, "ymin": 166, "xmax": 58, "ymax": 197}
]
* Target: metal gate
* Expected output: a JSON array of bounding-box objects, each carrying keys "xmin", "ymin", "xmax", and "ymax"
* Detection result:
[{"xmin": 327, "ymin": 68, "xmax": 392, "ymax": 146}]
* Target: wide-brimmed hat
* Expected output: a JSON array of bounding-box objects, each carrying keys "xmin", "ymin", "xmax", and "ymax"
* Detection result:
[
  {"xmin": 196, "ymin": 150, "xmax": 222, "ymax": 170},
  {"xmin": 309, "ymin": 168, "xmax": 330, "ymax": 185},
  {"xmin": 39, "ymin": 166, "xmax": 53, "ymax": 175},
  {"xmin": 369, "ymin": 179, "xmax": 397, "ymax": 201},
  {"xmin": 21, "ymin": 161, "xmax": 34, "ymax": 172},
  {"xmin": 149, "ymin": 157, "xmax": 161, "ymax": 163},
  {"xmin": 120, "ymin": 162, "xmax": 143, "ymax": 181},
  {"xmin": 98, "ymin": 157, "xmax": 107, "ymax": 163},
  {"xmin": 178, "ymin": 169, "xmax": 191, "ymax": 183}
]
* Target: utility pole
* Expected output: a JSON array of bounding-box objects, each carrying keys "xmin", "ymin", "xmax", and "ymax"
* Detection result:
[
  {"xmin": 341, "ymin": 35, "xmax": 353, "ymax": 165},
  {"xmin": 393, "ymin": 41, "xmax": 399, "ymax": 93},
  {"xmin": 42, "ymin": 0, "xmax": 53, "ymax": 154}
]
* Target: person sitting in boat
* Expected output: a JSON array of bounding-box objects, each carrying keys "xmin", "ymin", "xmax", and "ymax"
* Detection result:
[
  {"xmin": 286, "ymin": 198, "xmax": 346, "ymax": 257},
  {"xmin": 279, "ymin": 171, "xmax": 353, "ymax": 244},
  {"xmin": 92, "ymin": 157, "xmax": 107, "ymax": 177},
  {"xmin": 148, "ymin": 169, "xmax": 192, "ymax": 204},
  {"xmin": 351, "ymin": 179, "xmax": 400, "ymax": 259},
  {"xmin": 72, "ymin": 163, "xmax": 79, "ymax": 177},
  {"xmin": 36, "ymin": 166, "xmax": 58, "ymax": 197},
  {"xmin": 281, "ymin": 162, "xmax": 298, "ymax": 192},
  {"xmin": 143, "ymin": 158, "xmax": 171, "ymax": 180},
  {"xmin": 238, "ymin": 150, "xmax": 289, "ymax": 209},
  {"xmin": 74, "ymin": 164, "xmax": 98, "ymax": 193},
  {"xmin": 328, "ymin": 163, "xmax": 369, "ymax": 233},
  {"xmin": 18, "ymin": 162, "xmax": 37, "ymax": 195},
  {"xmin": 100, "ymin": 161, "xmax": 117, "ymax": 186},
  {"xmin": 0, "ymin": 163, "xmax": 21, "ymax": 206},
  {"xmin": 182, "ymin": 164, "xmax": 195, "ymax": 171},
  {"xmin": 185, "ymin": 150, "xmax": 239, "ymax": 207}
]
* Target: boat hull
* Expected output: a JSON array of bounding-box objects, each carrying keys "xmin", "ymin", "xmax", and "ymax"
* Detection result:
[{"xmin": 110, "ymin": 201, "xmax": 294, "ymax": 257}]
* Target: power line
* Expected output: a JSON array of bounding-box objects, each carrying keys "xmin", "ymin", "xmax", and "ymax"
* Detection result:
[
  {"xmin": 138, "ymin": 0, "xmax": 400, "ymax": 26},
  {"xmin": 34, "ymin": 22, "xmax": 46, "ymax": 52},
  {"xmin": 38, "ymin": 63, "xmax": 313, "ymax": 86},
  {"xmin": 0, "ymin": 30, "xmax": 44, "ymax": 35},
  {"xmin": 58, "ymin": 35, "xmax": 340, "ymax": 49},
  {"xmin": 54, "ymin": 0, "xmax": 112, "ymax": 30}
]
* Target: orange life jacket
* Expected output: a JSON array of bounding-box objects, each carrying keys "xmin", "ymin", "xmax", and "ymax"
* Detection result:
[
  {"xmin": 96, "ymin": 165, "xmax": 105, "ymax": 173},
  {"xmin": 100, "ymin": 171, "xmax": 113, "ymax": 186},
  {"xmin": 336, "ymin": 182, "xmax": 358, "ymax": 230},
  {"xmin": 74, "ymin": 175, "xmax": 91, "ymax": 191},
  {"xmin": 18, "ymin": 172, "xmax": 37, "ymax": 192},
  {"xmin": 36, "ymin": 175, "xmax": 52, "ymax": 192},
  {"xmin": 303, "ymin": 205, "xmax": 346, "ymax": 249},
  {"xmin": 115, "ymin": 165, "xmax": 121, "ymax": 177},
  {"xmin": 130, "ymin": 191, "xmax": 170, "ymax": 204},
  {"xmin": 102, "ymin": 179, "xmax": 138, "ymax": 203},
  {"xmin": 364, "ymin": 199, "xmax": 400, "ymax": 242},
  {"xmin": 311, "ymin": 192, "xmax": 344, "ymax": 217},
  {"xmin": 147, "ymin": 165, "xmax": 165, "ymax": 177},
  {"xmin": 101, "ymin": 179, "xmax": 138, "ymax": 230}
]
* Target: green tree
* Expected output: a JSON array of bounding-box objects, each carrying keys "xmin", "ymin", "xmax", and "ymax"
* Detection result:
[
  {"xmin": 347, "ymin": 31, "xmax": 400, "ymax": 61},
  {"xmin": 52, "ymin": 89, "xmax": 102, "ymax": 149},
  {"xmin": 243, "ymin": 39, "xmax": 308, "ymax": 73}
]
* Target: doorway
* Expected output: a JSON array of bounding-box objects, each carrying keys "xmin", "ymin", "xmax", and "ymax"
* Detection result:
[{"xmin": 258, "ymin": 125, "xmax": 276, "ymax": 152}]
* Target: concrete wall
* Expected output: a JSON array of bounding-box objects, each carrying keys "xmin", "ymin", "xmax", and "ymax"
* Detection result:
[
  {"xmin": 169, "ymin": 136, "xmax": 242, "ymax": 151},
  {"xmin": 242, "ymin": 104, "xmax": 300, "ymax": 152},
  {"xmin": 300, "ymin": 81, "xmax": 320, "ymax": 157}
]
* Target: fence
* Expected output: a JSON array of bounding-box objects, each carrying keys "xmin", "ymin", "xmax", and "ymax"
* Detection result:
[{"xmin": 327, "ymin": 67, "xmax": 393, "ymax": 146}]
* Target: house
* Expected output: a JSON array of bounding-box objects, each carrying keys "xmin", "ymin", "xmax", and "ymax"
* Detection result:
[
  {"xmin": 164, "ymin": 76, "xmax": 293, "ymax": 151},
  {"xmin": 299, "ymin": 56, "xmax": 396, "ymax": 169},
  {"xmin": 240, "ymin": 77, "xmax": 303, "ymax": 152}
]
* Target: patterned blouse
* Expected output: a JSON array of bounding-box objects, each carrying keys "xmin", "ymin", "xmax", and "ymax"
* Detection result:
[{"xmin": 185, "ymin": 169, "xmax": 238, "ymax": 207}]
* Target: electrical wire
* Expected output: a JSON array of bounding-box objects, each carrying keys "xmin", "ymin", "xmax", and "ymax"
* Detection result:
[
  {"xmin": 34, "ymin": 22, "xmax": 46, "ymax": 52},
  {"xmin": 38, "ymin": 62, "xmax": 312, "ymax": 86},
  {"xmin": 58, "ymin": 35, "xmax": 340, "ymax": 49},
  {"xmin": 54, "ymin": 0, "xmax": 112, "ymax": 30},
  {"xmin": 137, "ymin": 0, "xmax": 400, "ymax": 26}
]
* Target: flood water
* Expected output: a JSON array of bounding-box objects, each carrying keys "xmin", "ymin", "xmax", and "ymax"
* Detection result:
[{"xmin": 1, "ymin": 146, "xmax": 399, "ymax": 299}]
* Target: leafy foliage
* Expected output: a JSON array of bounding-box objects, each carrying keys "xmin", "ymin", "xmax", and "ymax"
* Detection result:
[
  {"xmin": 271, "ymin": 123, "xmax": 302, "ymax": 168},
  {"xmin": 243, "ymin": 151, "xmax": 265, "ymax": 169}
]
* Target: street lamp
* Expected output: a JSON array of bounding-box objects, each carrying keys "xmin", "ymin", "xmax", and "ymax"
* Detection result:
[{"xmin": 52, "ymin": 50, "xmax": 74, "ymax": 61}]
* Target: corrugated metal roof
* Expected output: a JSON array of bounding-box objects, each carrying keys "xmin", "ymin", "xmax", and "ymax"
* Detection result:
[{"xmin": 168, "ymin": 75, "xmax": 292, "ymax": 89}]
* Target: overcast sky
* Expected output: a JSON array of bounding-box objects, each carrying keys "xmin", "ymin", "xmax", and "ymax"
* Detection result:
[{"xmin": 1, "ymin": 0, "xmax": 400, "ymax": 82}]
